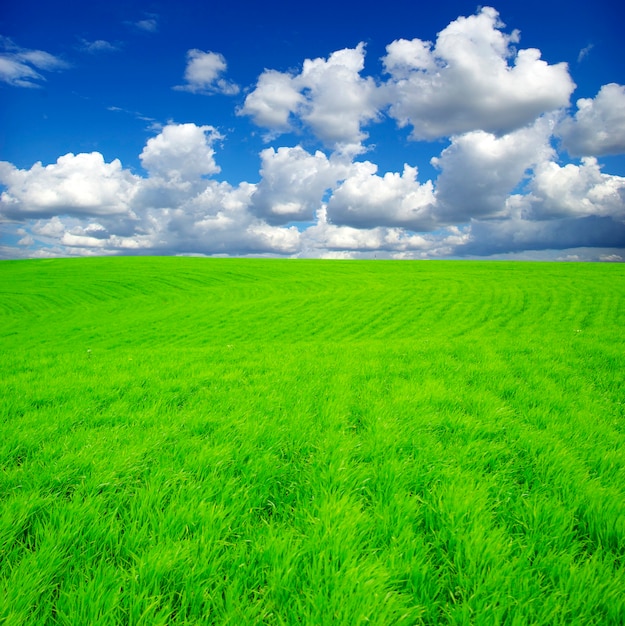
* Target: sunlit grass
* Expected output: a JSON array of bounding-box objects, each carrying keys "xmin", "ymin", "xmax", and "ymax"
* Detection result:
[{"xmin": 1, "ymin": 258, "xmax": 624, "ymax": 624}]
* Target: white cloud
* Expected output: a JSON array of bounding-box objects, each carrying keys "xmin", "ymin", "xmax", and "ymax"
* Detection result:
[
  {"xmin": 520, "ymin": 157, "xmax": 625, "ymax": 220},
  {"xmin": 250, "ymin": 146, "xmax": 351, "ymax": 224},
  {"xmin": 20, "ymin": 214, "xmax": 150, "ymax": 255},
  {"xmin": 382, "ymin": 7, "xmax": 574, "ymax": 139},
  {"xmin": 238, "ymin": 70, "xmax": 303, "ymax": 132},
  {"xmin": 240, "ymin": 7, "xmax": 574, "ymax": 149},
  {"xmin": 296, "ymin": 44, "xmax": 380, "ymax": 150},
  {"xmin": 0, "ymin": 55, "xmax": 43, "ymax": 87},
  {"xmin": 2, "ymin": 4, "xmax": 624, "ymax": 262},
  {"xmin": 4, "ymin": 116, "xmax": 622, "ymax": 260},
  {"xmin": 142, "ymin": 179, "xmax": 301, "ymax": 256},
  {"xmin": 149, "ymin": 173, "xmax": 300, "ymax": 254},
  {"xmin": 432, "ymin": 116, "xmax": 556, "ymax": 222},
  {"xmin": 176, "ymin": 50, "xmax": 239, "ymax": 95},
  {"xmin": 60, "ymin": 232, "xmax": 107, "ymax": 248},
  {"xmin": 0, "ymin": 124, "xmax": 303, "ymax": 258},
  {"xmin": 239, "ymin": 43, "xmax": 380, "ymax": 151},
  {"xmin": 326, "ymin": 161, "xmax": 436, "ymax": 230},
  {"xmin": 0, "ymin": 37, "xmax": 69, "ymax": 87},
  {"xmin": 139, "ymin": 123, "xmax": 223, "ymax": 180},
  {"xmin": 0, "ymin": 153, "xmax": 139, "ymax": 219},
  {"xmin": 558, "ymin": 84, "xmax": 625, "ymax": 156},
  {"xmin": 382, "ymin": 38, "xmax": 437, "ymax": 77}
]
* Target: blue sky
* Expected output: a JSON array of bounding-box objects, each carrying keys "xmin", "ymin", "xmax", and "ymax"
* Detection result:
[{"xmin": 1, "ymin": 0, "xmax": 624, "ymax": 259}]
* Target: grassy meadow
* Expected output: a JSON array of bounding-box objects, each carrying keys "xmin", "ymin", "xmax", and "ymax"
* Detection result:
[{"xmin": 1, "ymin": 257, "xmax": 624, "ymax": 625}]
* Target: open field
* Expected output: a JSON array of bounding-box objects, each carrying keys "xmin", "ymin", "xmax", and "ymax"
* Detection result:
[{"xmin": 1, "ymin": 258, "xmax": 624, "ymax": 625}]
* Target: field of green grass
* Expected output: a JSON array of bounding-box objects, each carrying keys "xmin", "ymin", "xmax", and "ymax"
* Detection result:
[{"xmin": 1, "ymin": 257, "xmax": 624, "ymax": 625}]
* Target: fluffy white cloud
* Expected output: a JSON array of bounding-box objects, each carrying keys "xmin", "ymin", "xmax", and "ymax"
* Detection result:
[
  {"xmin": 0, "ymin": 124, "xmax": 216, "ymax": 247},
  {"xmin": 10, "ymin": 178, "xmax": 301, "ymax": 258},
  {"xmin": 147, "ymin": 179, "xmax": 301, "ymax": 255},
  {"xmin": 326, "ymin": 161, "xmax": 436, "ymax": 230},
  {"xmin": 432, "ymin": 116, "xmax": 556, "ymax": 222},
  {"xmin": 2, "ymin": 3, "xmax": 624, "ymax": 262},
  {"xmin": 519, "ymin": 157, "xmax": 625, "ymax": 220},
  {"xmin": 238, "ymin": 70, "xmax": 304, "ymax": 132},
  {"xmin": 296, "ymin": 44, "xmax": 380, "ymax": 149},
  {"xmin": 239, "ymin": 43, "xmax": 380, "ymax": 150},
  {"xmin": 0, "ymin": 153, "xmax": 138, "ymax": 219},
  {"xmin": 250, "ymin": 146, "xmax": 351, "ymax": 224},
  {"xmin": 0, "ymin": 37, "xmax": 69, "ymax": 87},
  {"xmin": 382, "ymin": 7, "xmax": 574, "ymax": 139},
  {"xmin": 0, "ymin": 123, "xmax": 304, "ymax": 258},
  {"xmin": 558, "ymin": 84, "xmax": 625, "ymax": 156},
  {"xmin": 175, "ymin": 50, "xmax": 239, "ymax": 95},
  {"xmin": 240, "ymin": 7, "xmax": 574, "ymax": 149},
  {"xmin": 139, "ymin": 123, "xmax": 222, "ymax": 180},
  {"xmin": 321, "ymin": 123, "xmax": 557, "ymax": 235}
]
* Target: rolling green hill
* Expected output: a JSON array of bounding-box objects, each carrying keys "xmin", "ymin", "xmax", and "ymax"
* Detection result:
[{"xmin": 1, "ymin": 258, "xmax": 624, "ymax": 624}]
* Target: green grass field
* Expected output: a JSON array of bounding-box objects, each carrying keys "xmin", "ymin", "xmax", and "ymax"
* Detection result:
[{"xmin": 1, "ymin": 258, "xmax": 624, "ymax": 625}]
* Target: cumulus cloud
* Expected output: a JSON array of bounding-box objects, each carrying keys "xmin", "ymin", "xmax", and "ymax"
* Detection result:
[
  {"xmin": 2, "ymin": 7, "xmax": 624, "ymax": 261},
  {"xmin": 0, "ymin": 36, "xmax": 69, "ymax": 87},
  {"xmin": 237, "ymin": 70, "xmax": 303, "ymax": 132},
  {"xmin": 0, "ymin": 123, "xmax": 303, "ymax": 258},
  {"xmin": 0, "ymin": 153, "xmax": 139, "ymax": 219},
  {"xmin": 0, "ymin": 124, "xmax": 227, "ymax": 230},
  {"xmin": 382, "ymin": 7, "xmax": 574, "ymax": 139},
  {"xmin": 239, "ymin": 43, "xmax": 380, "ymax": 151},
  {"xmin": 296, "ymin": 44, "xmax": 380, "ymax": 149},
  {"xmin": 454, "ymin": 157, "xmax": 625, "ymax": 256},
  {"xmin": 518, "ymin": 157, "xmax": 625, "ymax": 220},
  {"xmin": 432, "ymin": 116, "xmax": 556, "ymax": 222},
  {"xmin": 176, "ymin": 50, "xmax": 239, "ymax": 95},
  {"xmin": 558, "ymin": 84, "xmax": 625, "ymax": 156},
  {"xmin": 239, "ymin": 7, "xmax": 574, "ymax": 149},
  {"xmin": 143, "ymin": 179, "xmax": 301, "ymax": 256},
  {"xmin": 139, "ymin": 123, "xmax": 223, "ymax": 180},
  {"xmin": 326, "ymin": 161, "xmax": 436, "ymax": 230},
  {"xmin": 3, "ymin": 115, "xmax": 623, "ymax": 260},
  {"xmin": 13, "ymin": 213, "xmax": 149, "ymax": 257},
  {"xmin": 250, "ymin": 146, "xmax": 351, "ymax": 224}
]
